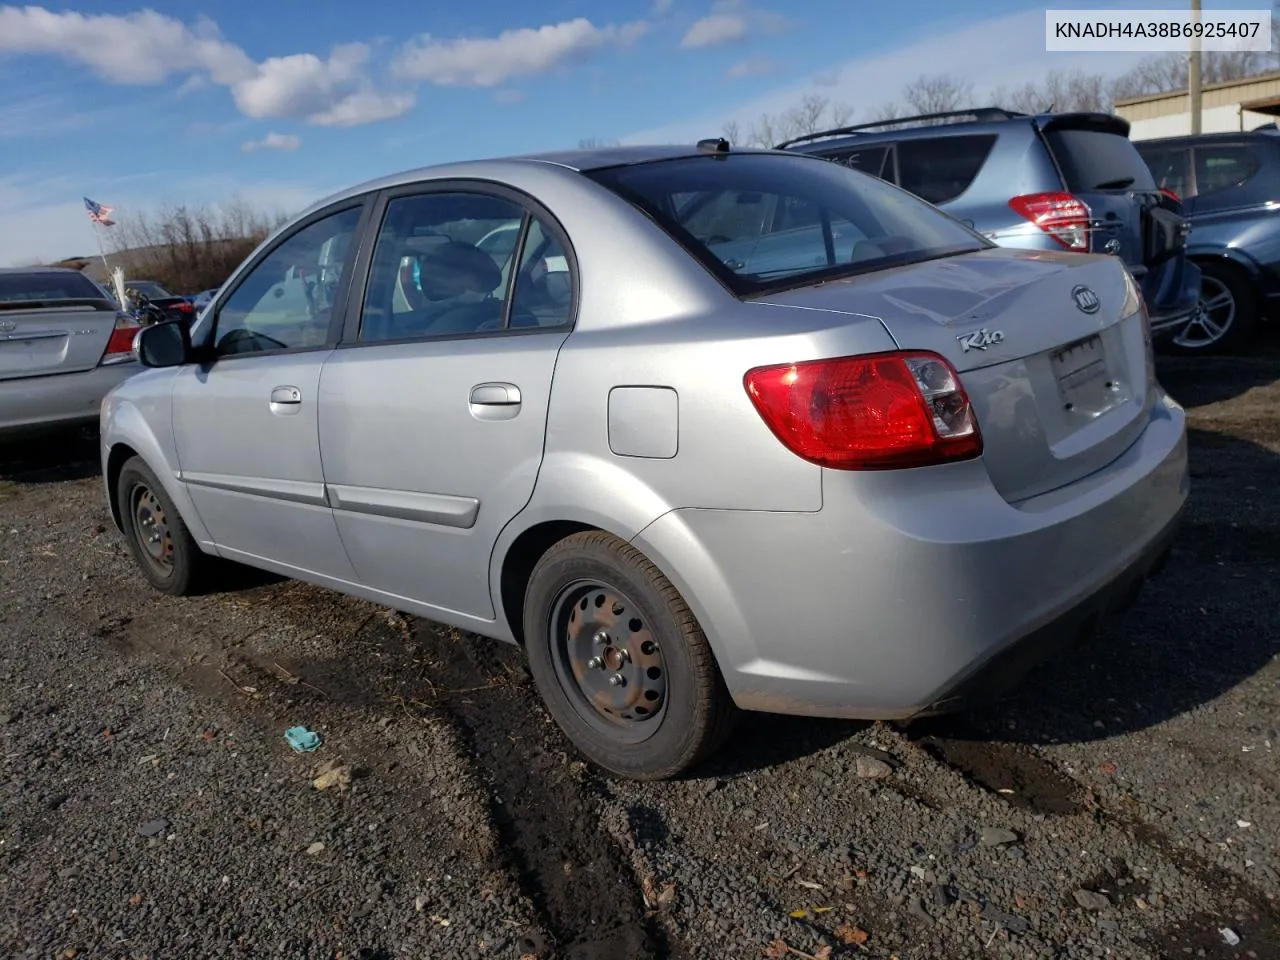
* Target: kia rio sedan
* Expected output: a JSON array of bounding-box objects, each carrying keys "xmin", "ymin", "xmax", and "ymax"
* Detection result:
[{"xmin": 101, "ymin": 141, "xmax": 1189, "ymax": 779}]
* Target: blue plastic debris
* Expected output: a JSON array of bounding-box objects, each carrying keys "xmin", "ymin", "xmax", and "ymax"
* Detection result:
[{"xmin": 284, "ymin": 726, "xmax": 323, "ymax": 753}]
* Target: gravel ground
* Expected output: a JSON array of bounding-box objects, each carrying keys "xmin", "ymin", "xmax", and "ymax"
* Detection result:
[{"xmin": 1, "ymin": 346, "xmax": 1278, "ymax": 960}]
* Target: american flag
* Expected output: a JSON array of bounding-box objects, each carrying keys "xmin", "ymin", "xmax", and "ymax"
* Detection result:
[{"xmin": 83, "ymin": 197, "xmax": 116, "ymax": 226}]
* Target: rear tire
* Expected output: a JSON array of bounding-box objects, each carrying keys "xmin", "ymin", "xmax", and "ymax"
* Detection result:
[
  {"xmin": 1170, "ymin": 259, "xmax": 1259, "ymax": 354},
  {"xmin": 116, "ymin": 456, "xmax": 209, "ymax": 596},
  {"xmin": 522, "ymin": 531, "xmax": 738, "ymax": 780}
]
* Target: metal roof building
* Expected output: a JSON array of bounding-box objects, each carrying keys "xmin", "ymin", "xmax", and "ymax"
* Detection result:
[{"xmin": 1114, "ymin": 71, "xmax": 1280, "ymax": 140}]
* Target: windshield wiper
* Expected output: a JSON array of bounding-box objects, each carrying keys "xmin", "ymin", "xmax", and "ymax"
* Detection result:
[{"xmin": 1093, "ymin": 176, "xmax": 1135, "ymax": 190}]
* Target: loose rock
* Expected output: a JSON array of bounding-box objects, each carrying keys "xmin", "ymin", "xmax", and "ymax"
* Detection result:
[
  {"xmin": 135, "ymin": 818, "xmax": 169, "ymax": 838},
  {"xmin": 854, "ymin": 756, "xmax": 892, "ymax": 780},
  {"xmin": 1073, "ymin": 889, "xmax": 1111, "ymax": 911},
  {"xmin": 980, "ymin": 827, "xmax": 1019, "ymax": 847}
]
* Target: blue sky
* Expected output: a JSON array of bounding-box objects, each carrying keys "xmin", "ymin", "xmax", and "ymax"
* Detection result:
[{"xmin": 0, "ymin": 0, "xmax": 1270, "ymax": 266}]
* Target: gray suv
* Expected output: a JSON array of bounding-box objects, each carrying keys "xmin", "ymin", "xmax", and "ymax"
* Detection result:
[{"xmin": 779, "ymin": 108, "xmax": 1202, "ymax": 342}]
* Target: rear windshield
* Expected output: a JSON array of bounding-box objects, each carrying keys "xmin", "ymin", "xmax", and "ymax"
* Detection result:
[
  {"xmin": 584, "ymin": 153, "xmax": 989, "ymax": 296},
  {"xmin": 0, "ymin": 271, "xmax": 108, "ymax": 304},
  {"xmin": 1043, "ymin": 130, "xmax": 1157, "ymax": 193}
]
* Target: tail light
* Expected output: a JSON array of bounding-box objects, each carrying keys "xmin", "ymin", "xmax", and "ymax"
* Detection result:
[
  {"xmin": 743, "ymin": 351, "xmax": 982, "ymax": 470},
  {"xmin": 101, "ymin": 315, "xmax": 141, "ymax": 366},
  {"xmin": 171, "ymin": 301, "xmax": 195, "ymax": 313},
  {"xmin": 1009, "ymin": 192, "xmax": 1091, "ymax": 251},
  {"xmin": 1159, "ymin": 187, "xmax": 1180, "ymax": 203}
]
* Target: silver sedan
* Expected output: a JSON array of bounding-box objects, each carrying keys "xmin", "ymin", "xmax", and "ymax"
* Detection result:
[
  {"xmin": 1, "ymin": 267, "xmax": 141, "ymax": 439},
  {"xmin": 100, "ymin": 142, "xmax": 1189, "ymax": 779}
]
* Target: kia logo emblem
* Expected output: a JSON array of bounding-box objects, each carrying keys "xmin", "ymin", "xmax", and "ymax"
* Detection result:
[{"xmin": 1072, "ymin": 285, "xmax": 1100, "ymax": 314}]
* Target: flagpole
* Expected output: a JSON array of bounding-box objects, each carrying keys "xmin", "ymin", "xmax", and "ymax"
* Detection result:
[{"xmin": 90, "ymin": 221, "xmax": 111, "ymax": 280}]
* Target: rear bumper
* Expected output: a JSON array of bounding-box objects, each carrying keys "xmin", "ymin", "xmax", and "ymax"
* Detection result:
[
  {"xmin": 0, "ymin": 362, "xmax": 139, "ymax": 438},
  {"xmin": 632, "ymin": 390, "xmax": 1189, "ymax": 719}
]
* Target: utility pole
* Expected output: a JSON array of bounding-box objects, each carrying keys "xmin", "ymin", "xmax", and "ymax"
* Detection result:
[{"xmin": 1189, "ymin": 0, "xmax": 1203, "ymax": 134}]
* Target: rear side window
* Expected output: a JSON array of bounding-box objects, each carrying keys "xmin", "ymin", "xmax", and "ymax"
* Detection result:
[
  {"xmin": 0, "ymin": 272, "xmax": 107, "ymax": 304},
  {"xmin": 1043, "ymin": 129, "xmax": 1157, "ymax": 192},
  {"xmin": 1138, "ymin": 145, "xmax": 1192, "ymax": 197},
  {"xmin": 1194, "ymin": 144, "xmax": 1262, "ymax": 197},
  {"xmin": 894, "ymin": 135, "xmax": 997, "ymax": 205}
]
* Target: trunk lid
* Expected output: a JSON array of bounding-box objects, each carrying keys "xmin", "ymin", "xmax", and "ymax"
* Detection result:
[
  {"xmin": 753, "ymin": 246, "xmax": 1155, "ymax": 503},
  {"xmin": 0, "ymin": 299, "xmax": 121, "ymax": 381}
]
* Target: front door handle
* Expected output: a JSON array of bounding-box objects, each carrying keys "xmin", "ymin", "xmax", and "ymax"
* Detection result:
[
  {"xmin": 269, "ymin": 385, "xmax": 303, "ymax": 416},
  {"xmin": 469, "ymin": 382, "xmax": 522, "ymax": 422},
  {"xmin": 469, "ymin": 383, "xmax": 521, "ymax": 405}
]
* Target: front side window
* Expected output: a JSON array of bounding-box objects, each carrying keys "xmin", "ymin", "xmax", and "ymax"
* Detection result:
[
  {"xmin": 821, "ymin": 145, "xmax": 890, "ymax": 180},
  {"xmin": 212, "ymin": 206, "xmax": 362, "ymax": 357},
  {"xmin": 359, "ymin": 191, "xmax": 572, "ymax": 341},
  {"xmin": 587, "ymin": 153, "xmax": 988, "ymax": 296}
]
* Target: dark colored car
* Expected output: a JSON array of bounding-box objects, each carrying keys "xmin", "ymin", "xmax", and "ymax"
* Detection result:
[
  {"xmin": 776, "ymin": 107, "xmax": 1202, "ymax": 344},
  {"xmin": 1134, "ymin": 131, "xmax": 1280, "ymax": 352},
  {"xmin": 124, "ymin": 280, "xmax": 198, "ymax": 325}
]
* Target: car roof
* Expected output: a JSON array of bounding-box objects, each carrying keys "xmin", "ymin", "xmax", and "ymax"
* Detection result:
[
  {"xmin": 1134, "ymin": 131, "xmax": 1280, "ymax": 146},
  {"xmin": 300, "ymin": 144, "xmax": 793, "ymax": 216}
]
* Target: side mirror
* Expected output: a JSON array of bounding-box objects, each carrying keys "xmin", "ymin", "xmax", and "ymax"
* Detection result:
[{"xmin": 135, "ymin": 320, "xmax": 191, "ymax": 368}]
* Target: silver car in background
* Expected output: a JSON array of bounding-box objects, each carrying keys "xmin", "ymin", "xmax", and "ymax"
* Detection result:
[
  {"xmin": 100, "ymin": 143, "xmax": 1188, "ymax": 779},
  {"xmin": 1, "ymin": 267, "xmax": 142, "ymax": 439}
]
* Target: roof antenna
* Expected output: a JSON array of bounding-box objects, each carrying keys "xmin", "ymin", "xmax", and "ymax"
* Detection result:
[
  {"xmin": 1045, "ymin": 101, "xmax": 1056, "ymax": 114},
  {"xmin": 697, "ymin": 137, "xmax": 730, "ymax": 154}
]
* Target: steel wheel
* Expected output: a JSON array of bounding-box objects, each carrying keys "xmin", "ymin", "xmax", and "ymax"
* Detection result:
[
  {"xmin": 549, "ymin": 579, "xmax": 669, "ymax": 744},
  {"xmin": 130, "ymin": 482, "xmax": 175, "ymax": 577},
  {"xmin": 1173, "ymin": 274, "xmax": 1236, "ymax": 350}
]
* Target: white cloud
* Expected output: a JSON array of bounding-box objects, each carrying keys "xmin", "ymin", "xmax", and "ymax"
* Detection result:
[
  {"xmin": 681, "ymin": 1, "xmax": 786, "ymax": 49},
  {"xmin": 631, "ymin": 7, "xmax": 1151, "ymax": 144},
  {"xmin": 0, "ymin": 6, "xmax": 408, "ymax": 128},
  {"xmin": 651, "ymin": 0, "xmax": 674, "ymax": 13},
  {"xmin": 682, "ymin": 14, "xmax": 747, "ymax": 48},
  {"xmin": 392, "ymin": 18, "xmax": 649, "ymax": 87},
  {"xmin": 241, "ymin": 131, "xmax": 302, "ymax": 153},
  {"xmin": 0, "ymin": 6, "xmax": 253, "ymax": 85},
  {"xmin": 726, "ymin": 55, "xmax": 781, "ymax": 79},
  {"xmin": 308, "ymin": 90, "xmax": 416, "ymax": 127}
]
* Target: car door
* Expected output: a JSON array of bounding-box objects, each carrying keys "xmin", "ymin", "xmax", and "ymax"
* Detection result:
[
  {"xmin": 171, "ymin": 200, "xmax": 371, "ymax": 580},
  {"xmin": 318, "ymin": 184, "xmax": 575, "ymax": 620}
]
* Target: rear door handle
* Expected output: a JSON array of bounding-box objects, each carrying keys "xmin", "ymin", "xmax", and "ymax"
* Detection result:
[{"xmin": 469, "ymin": 383, "xmax": 521, "ymax": 405}]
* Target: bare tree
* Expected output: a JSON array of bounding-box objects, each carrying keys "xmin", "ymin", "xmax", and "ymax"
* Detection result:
[
  {"xmin": 577, "ymin": 136, "xmax": 621, "ymax": 148},
  {"xmin": 901, "ymin": 74, "xmax": 974, "ymax": 121},
  {"xmin": 108, "ymin": 198, "xmax": 286, "ymax": 294},
  {"xmin": 992, "ymin": 68, "xmax": 1112, "ymax": 114},
  {"xmin": 721, "ymin": 120, "xmax": 742, "ymax": 144},
  {"xmin": 731, "ymin": 93, "xmax": 854, "ymax": 147}
]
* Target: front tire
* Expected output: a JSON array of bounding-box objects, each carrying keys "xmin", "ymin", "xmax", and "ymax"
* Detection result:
[
  {"xmin": 116, "ymin": 456, "xmax": 209, "ymax": 596},
  {"xmin": 523, "ymin": 531, "xmax": 737, "ymax": 780}
]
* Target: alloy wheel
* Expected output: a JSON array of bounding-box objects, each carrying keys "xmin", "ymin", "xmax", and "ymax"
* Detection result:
[{"xmin": 1173, "ymin": 274, "xmax": 1236, "ymax": 350}]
